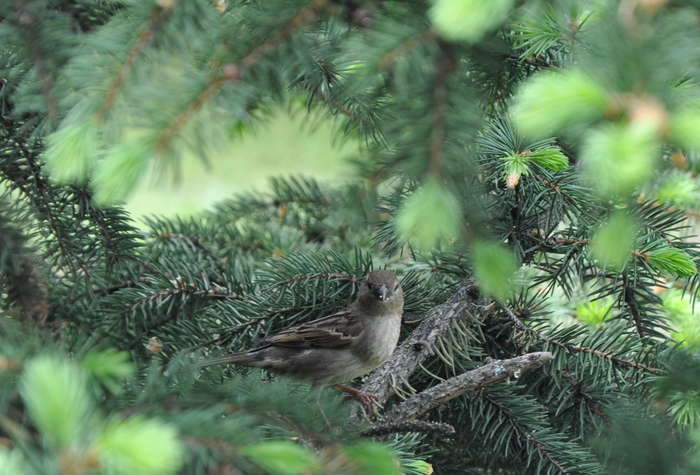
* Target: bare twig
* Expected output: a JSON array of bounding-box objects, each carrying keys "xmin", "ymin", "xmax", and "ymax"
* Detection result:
[{"xmin": 384, "ymin": 352, "xmax": 553, "ymax": 422}]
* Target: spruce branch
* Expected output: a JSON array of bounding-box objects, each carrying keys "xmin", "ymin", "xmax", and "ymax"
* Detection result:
[
  {"xmin": 377, "ymin": 29, "xmax": 437, "ymax": 70},
  {"xmin": 480, "ymin": 391, "xmax": 573, "ymax": 475},
  {"xmin": 359, "ymin": 280, "xmax": 483, "ymax": 406},
  {"xmin": 0, "ymin": 210, "xmax": 48, "ymax": 323},
  {"xmin": 154, "ymin": 0, "xmax": 328, "ymax": 151},
  {"xmin": 362, "ymin": 420, "xmax": 455, "ymax": 437},
  {"xmin": 12, "ymin": 2, "xmax": 58, "ymax": 120},
  {"xmin": 623, "ymin": 277, "xmax": 646, "ymax": 338},
  {"xmin": 155, "ymin": 231, "xmax": 226, "ymax": 274},
  {"xmin": 6, "ymin": 147, "xmax": 90, "ymax": 278},
  {"xmin": 96, "ymin": 2, "xmax": 176, "ymax": 120},
  {"xmin": 129, "ymin": 281, "xmax": 241, "ymax": 312},
  {"xmin": 384, "ymin": 352, "xmax": 553, "ymax": 422},
  {"xmin": 267, "ymin": 272, "xmax": 356, "ymax": 289},
  {"xmin": 498, "ymin": 302, "xmax": 664, "ymax": 376},
  {"xmin": 429, "ymin": 48, "xmax": 454, "ymax": 177}
]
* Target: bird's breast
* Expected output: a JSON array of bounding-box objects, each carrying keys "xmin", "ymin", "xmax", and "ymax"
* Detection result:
[{"xmin": 355, "ymin": 313, "xmax": 402, "ymax": 367}]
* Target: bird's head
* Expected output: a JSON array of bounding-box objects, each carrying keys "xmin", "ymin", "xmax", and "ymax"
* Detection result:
[{"xmin": 357, "ymin": 270, "xmax": 403, "ymax": 314}]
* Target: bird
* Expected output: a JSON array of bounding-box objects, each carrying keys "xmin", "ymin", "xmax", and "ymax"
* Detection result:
[{"xmin": 198, "ymin": 270, "xmax": 403, "ymax": 408}]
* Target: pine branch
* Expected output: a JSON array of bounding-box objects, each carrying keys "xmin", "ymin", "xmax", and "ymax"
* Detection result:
[
  {"xmin": 155, "ymin": 231, "xmax": 226, "ymax": 275},
  {"xmin": 378, "ymin": 29, "xmax": 437, "ymax": 70},
  {"xmin": 623, "ymin": 276, "xmax": 646, "ymax": 338},
  {"xmin": 154, "ymin": 0, "xmax": 328, "ymax": 151},
  {"xmin": 498, "ymin": 302, "xmax": 664, "ymax": 376},
  {"xmin": 96, "ymin": 3, "xmax": 176, "ymax": 120},
  {"xmin": 384, "ymin": 352, "xmax": 553, "ymax": 422},
  {"xmin": 129, "ymin": 281, "xmax": 241, "ymax": 312},
  {"xmin": 429, "ymin": 50, "xmax": 451, "ymax": 177},
  {"xmin": 11, "ymin": 2, "xmax": 58, "ymax": 120},
  {"xmin": 480, "ymin": 391, "xmax": 573, "ymax": 475},
  {"xmin": 0, "ymin": 208, "xmax": 48, "ymax": 323},
  {"xmin": 362, "ymin": 420, "xmax": 455, "ymax": 437}
]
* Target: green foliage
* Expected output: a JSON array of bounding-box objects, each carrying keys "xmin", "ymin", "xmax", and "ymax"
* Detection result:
[
  {"xmin": 576, "ymin": 298, "xmax": 614, "ymax": 327},
  {"xmin": 511, "ymin": 70, "xmax": 608, "ymax": 139},
  {"xmin": 648, "ymin": 247, "xmax": 697, "ymax": 278},
  {"xmin": 670, "ymin": 108, "xmax": 700, "ymax": 152},
  {"xmin": 43, "ymin": 121, "xmax": 99, "ymax": 184},
  {"xmin": 4, "ymin": 0, "xmax": 700, "ymax": 474},
  {"xmin": 582, "ymin": 124, "xmax": 660, "ymax": 197},
  {"xmin": 471, "ymin": 240, "xmax": 518, "ymax": 300},
  {"xmin": 21, "ymin": 356, "xmax": 92, "ymax": 448},
  {"xmin": 430, "ymin": 0, "xmax": 513, "ymax": 43},
  {"xmin": 662, "ymin": 289, "xmax": 700, "ymax": 348},
  {"xmin": 590, "ymin": 212, "xmax": 636, "ymax": 270},
  {"xmin": 97, "ymin": 418, "xmax": 183, "ymax": 475},
  {"xmin": 0, "ymin": 448, "xmax": 25, "ymax": 475},
  {"xmin": 395, "ymin": 179, "xmax": 461, "ymax": 251},
  {"xmin": 343, "ymin": 442, "xmax": 401, "ymax": 475},
  {"xmin": 81, "ymin": 348, "xmax": 136, "ymax": 394},
  {"xmin": 656, "ymin": 173, "xmax": 698, "ymax": 208},
  {"xmin": 526, "ymin": 147, "xmax": 569, "ymax": 172},
  {"xmin": 93, "ymin": 139, "xmax": 151, "ymax": 205},
  {"xmin": 242, "ymin": 441, "xmax": 319, "ymax": 475}
]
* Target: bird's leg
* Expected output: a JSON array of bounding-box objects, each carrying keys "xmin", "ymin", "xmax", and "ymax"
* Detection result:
[{"xmin": 334, "ymin": 384, "xmax": 382, "ymax": 413}]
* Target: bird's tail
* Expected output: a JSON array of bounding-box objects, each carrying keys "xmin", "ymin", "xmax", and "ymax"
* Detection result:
[{"xmin": 196, "ymin": 352, "xmax": 257, "ymax": 369}]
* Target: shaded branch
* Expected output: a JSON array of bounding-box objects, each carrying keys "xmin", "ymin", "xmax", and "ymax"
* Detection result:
[
  {"xmin": 130, "ymin": 284, "xmax": 241, "ymax": 311},
  {"xmin": 361, "ymin": 420, "xmax": 455, "ymax": 437},
  {"xmin": 384, "ymin": 352, "xmax": 553, "ymax": 422},
  {"xmin": 498, "ymin": 302, "xmax": 664, "ymax": 376},
  {"xmin": 97, "ymin": 3, "xmax": 176, "ymax": 120},
  {"xmin": 155, "ymin": 0, "xmax": 327, "ymax": 150},
  {"xmin": 481, "ymin": 391, "xmax": 571, "ymax": 475}
]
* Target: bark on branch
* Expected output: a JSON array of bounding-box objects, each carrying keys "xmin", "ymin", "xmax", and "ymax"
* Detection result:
[
  {"xmin": 359, "ymin": 280, "xmax": 484, "ymax": 406},
  {"xmin": 384, "ymin": 352, "xmax": 553, "ymax": 422}
]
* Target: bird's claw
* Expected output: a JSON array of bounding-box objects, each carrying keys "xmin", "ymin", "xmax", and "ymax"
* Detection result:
[
  {"xmin": 334, "ymin": 384, "xmax": 383, "ymax": 413},
  {"xmin": 345, "ymin": 391, "xmax": 382, "ymax": 413}
]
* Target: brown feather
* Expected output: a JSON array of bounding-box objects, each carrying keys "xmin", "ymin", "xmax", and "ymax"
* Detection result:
[{"xmin": 264, "ymin": 309, "xmax": 363, "ymax": 349}]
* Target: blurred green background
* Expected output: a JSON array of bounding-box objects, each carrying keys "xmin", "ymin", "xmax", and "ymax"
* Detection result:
[{"xmin": 125, "ymin": 106, "xmax": 357, "ymax": 220}]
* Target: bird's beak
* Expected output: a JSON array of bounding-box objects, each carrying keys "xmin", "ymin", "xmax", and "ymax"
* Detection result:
[{"xmin": 376, "ymin": 284, "xmax": 389, "ymax": 301}]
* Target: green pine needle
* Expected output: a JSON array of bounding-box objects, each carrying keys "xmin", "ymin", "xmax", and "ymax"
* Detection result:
[
  {"xmin": 20, "ymin": 356, "xmax": 92, "ymax": 448},
  {"xmin": 526, "ymin": 147, "xmax": 569, "ymax": 172},
  {"xmin": 648, "ymin": 247, "xmax": 697, "ymax": 277}
]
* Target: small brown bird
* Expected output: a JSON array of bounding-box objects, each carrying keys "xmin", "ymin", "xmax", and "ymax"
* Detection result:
[{"xmin": 199, "ymin": 270, "xmax": 403, "ymax": 404}]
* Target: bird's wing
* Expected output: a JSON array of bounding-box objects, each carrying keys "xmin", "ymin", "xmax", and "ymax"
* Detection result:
[{"xmin": 264, "ymin": 309, "xmax": 363, "ymax": 349}]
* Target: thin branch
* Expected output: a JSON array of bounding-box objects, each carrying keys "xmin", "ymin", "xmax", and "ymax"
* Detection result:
[
  {"xmin": 267, "ymin": 272, "xmax": 356, "ymax": 289},
  {"xmin": 498, "ymin": 302, "xmax": 664, "ymax": 376},
  {"xmin": 97, "ymin": 3, "xmax": 176, "ymax": 120},
  {"xmin": 383, "ymin": 352, "xmax": 553, "ymax": 422},
  {"xmin": 361, "ymin": 420, "xmax": 455, "ymax": 437},
  {"xmin": 154, "ymin": 0, "xmax": 328, "ymax": 151},
  {"xmin": 377, "ymin": 29, "xmax": 437, "ymax": 70},
  {"xmin": 14, "ymin": 2, "xmax": 58, "ymax": 120},
  {"xmin": 623, "ymin": 277, "xmax": 646, "ymax": 338},
  {"xmin": 481, "ymin": 391, "xmax": 571, "ymax": 475},
  {"xmin": 155, "ymin": 232, "xmax": 226, "ymax": 274},
  {"xmin": 130, "ymin": 285, "xmax": 240, "ymax": 311},
  {"xmin": 429, "ymin": 51, "xmax": 452, "ymax": 177}
]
